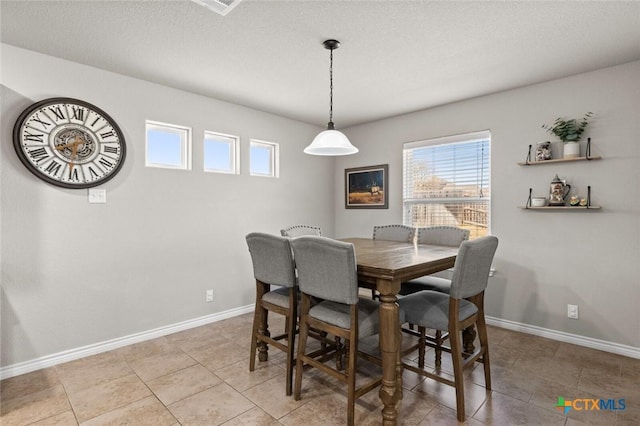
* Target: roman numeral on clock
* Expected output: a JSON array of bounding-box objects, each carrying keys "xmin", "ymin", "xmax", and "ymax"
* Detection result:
[
  {"xmin": 47, "ymin": 105, "xmax": 65, "ymax": 121},
  {"xmin": 72, "ymin": 107, "xmax": 85, "ymax": 121},
  {"xmin": 23, "ymin": 131, "xmax": 45, "ymax": 143},
  {"xmin": 88, "ymin": 166, "xmax": 100, "ymax": 179},
  {"xmin": 44, "ymin": 160, "xmax": 62, "ymax": 176},
  {"xmin": 27, "ymin": 147, "xmax": 49, "ymax": 163},
  {"xmin": 100, "ymin": 130, "xmax": 115, "ymax": 139},
  {"xmin": 68, "ymin": 167, "xmax": 79, "ymax": 181},
  {"xmin": 104, "ymin": 145, "xmax": 118, "ymax": 155},
  {"xmin": 30, "ymin": 113, "xmax": 52, "ymax": 129}
]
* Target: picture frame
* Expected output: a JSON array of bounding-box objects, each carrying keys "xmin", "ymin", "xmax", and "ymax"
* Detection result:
[{"xmin": 345, "ymin": 164, "xmax": 388, "ymax": 209}]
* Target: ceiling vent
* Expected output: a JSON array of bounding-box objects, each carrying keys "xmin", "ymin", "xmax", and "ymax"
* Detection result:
[{"xmin": 191, "ymin": 0, "xmax": 243, "ymax": 16}]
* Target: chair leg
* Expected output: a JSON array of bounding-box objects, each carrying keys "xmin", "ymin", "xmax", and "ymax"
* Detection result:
[
  {"xmin": 336, "ymin": 336, "xmax": 344, "ymax": 370},
  {"xmin": 476, "ymin": 316, "xmax": 491, "ymax": 390},
  {"xmin": 462, "ymin": 325, "xmax": 476, "ymax": 357},
  {"xmin": 434, "ymin": 330, "xmax": 443, "ymax": 367},
  {"xmin": 249, "ymin": 300, "xmax": 261, "ymax": 372},
  {"xmin": 418, "ymin": 326, "xmax": 426, "ymax": 368},
  {"xmin": 320, "ymin": 330, "xmax": 328, "ymax": 350},
  {"xmin": 347, "ymin": 337, "xmax": 357, "ymax": 426},
  {"xmin": 285, "ymin": 311, "xmax": 297, "ymax": 396},
  {"xmin": 258, "ymin": 307, "xmax": 270, "ymax": 362},
  {"xmin": 294, "ymin": 300, "xmax": 311, "ymax": 401},
  {"xmin": 449, "ymin": 327, "xmax": 466, "ymax": 421}
]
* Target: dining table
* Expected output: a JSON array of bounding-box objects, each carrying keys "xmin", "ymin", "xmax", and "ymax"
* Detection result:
[{"xmin": 340, "ymin": 237, "xmax": 459, "ymax": 425}]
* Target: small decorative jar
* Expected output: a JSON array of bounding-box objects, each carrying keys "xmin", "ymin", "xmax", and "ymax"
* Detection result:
[{"xmin": 536, "ymin": 141, "xmax": 552, "ymax": 161}]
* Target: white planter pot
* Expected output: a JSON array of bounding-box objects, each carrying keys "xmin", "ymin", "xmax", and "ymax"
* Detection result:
[{"xmin": 563, "ymin": 141, "xmax": 580, "ymax": 159}]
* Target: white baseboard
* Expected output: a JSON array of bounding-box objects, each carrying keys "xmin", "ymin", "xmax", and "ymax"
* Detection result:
[
  {"xmin": 3, "ymin": 309, "xmax": 637, "ymax": 380},
  {"xmin": 486, "ymin": 316, "xmax": 640, "ymax": 359},
  {"xmin": 0, "ymin": 304, "xmax": 254, "ymax": 380}
]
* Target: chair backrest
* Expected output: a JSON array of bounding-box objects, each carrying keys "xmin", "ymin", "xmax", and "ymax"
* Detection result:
[
  {"xmin": 372, "ymin": 224, "xmax": 415, "ymax": 243},
  {"xmin": 290, "ymin": 236, "xmax": 359, "ymax": 305},
  {"xmin": 280, "ymin": 225, "xmax": 323, "ymax": 238},
  {"xmin": 246, "ymin": 232, "xmax": 297, "ymax": 288},
  {"xmin": 416, "ymin": 226, "xmax": 470, "ymax": 247},
  {"xmin": 449, "ymin": 236, "xmax": 498, "ymax": 300}
]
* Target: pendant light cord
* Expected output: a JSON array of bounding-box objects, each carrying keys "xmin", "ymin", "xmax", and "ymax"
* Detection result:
[{"xmin": 329, "ymin": 47, "xmax": 334, "ymax": 125}]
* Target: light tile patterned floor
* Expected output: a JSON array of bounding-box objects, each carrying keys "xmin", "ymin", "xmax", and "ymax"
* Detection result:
[{"xmin": 2, "ymin": 313, "xmax": 639, "ymax": 425}]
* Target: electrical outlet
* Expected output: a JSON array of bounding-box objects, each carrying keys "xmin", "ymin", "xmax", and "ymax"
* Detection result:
[
  {"xmin": 206, "ymin": 289, "xmax": 214, "ymax": 302},
  {"xmin": 567, "ymin": 304, "xmax": 579, "ymax": 319}
]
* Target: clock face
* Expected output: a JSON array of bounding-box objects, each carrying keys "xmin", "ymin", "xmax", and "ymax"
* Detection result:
[{"xmin": 13, "ymin": 98, "xmax": 126, "ymax": 189}]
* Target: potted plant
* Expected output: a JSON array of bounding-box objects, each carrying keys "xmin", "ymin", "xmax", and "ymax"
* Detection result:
[{"xmin": 542, "ymin": 112, "xmax": 593, "ymax": 158}]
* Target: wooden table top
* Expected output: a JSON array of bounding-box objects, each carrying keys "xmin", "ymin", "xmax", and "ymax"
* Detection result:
[{"xmin": 340, "ymin": 237, "xmax": 458, "ymax": 283}]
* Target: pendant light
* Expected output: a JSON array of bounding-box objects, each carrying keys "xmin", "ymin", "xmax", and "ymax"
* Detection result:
[{"xmin": 304, "ymin": 39, "xmax": 358, "ymax": 156}]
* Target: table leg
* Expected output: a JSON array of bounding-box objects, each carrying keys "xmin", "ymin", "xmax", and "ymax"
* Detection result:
[{"xmin": 378, "ymin": 290, "xmax": 401, "ymax": 425}]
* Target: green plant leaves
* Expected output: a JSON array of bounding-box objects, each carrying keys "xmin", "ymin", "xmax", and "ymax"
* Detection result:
[{"xmin": 541, "ymin": 112, "xmax": 593, "ymax": 142}]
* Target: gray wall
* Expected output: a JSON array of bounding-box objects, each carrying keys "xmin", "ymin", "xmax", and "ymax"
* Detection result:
[
  {"xmin": 1, "ymin": 44, "xmax": 334, "ymax": 367},
  {"xmin": 2, "ymin": 43, "xmax": 638, "ymax": 371},
  {"xmin": 335, "ymin": 60, "xmax": 640, "ymax": 349}
]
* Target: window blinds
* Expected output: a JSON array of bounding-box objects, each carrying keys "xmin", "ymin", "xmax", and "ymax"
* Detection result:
[{"xmin": 403, "ymin": 131, "xmax": 490, "ymax": 238}]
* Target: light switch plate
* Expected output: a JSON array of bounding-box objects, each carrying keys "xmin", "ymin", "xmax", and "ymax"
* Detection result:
[{"xmin": 88, "ymin": 188, "xmax": 107, "ymax": 204}]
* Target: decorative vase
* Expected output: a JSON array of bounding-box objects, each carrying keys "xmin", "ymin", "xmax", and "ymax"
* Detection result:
[{"xmin": 563, "ymin": 141, "xmax": 580, "ymax": 159}]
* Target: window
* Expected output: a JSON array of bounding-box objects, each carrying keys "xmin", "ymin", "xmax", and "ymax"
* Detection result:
[
  {"xmin": 403, "ymin": 131, "xmax": 490, "ymax": 239},
  {"xmin": 204, "ymin": 131, "xmax": 239, "ymax": 174},
  {"xmin": 145, "ymin": 121, "xmax": 191, "ymax": 170},
  {"xmin": 250, "ymin": 139, "xmax": 279, "ymax": 177}
]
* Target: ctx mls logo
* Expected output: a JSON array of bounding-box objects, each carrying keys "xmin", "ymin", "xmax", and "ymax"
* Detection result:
[{"xmin": 555, "ymin": 397, "xmax": 626, "ymax": 414}]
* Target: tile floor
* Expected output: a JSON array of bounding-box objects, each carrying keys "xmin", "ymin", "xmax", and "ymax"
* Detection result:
[{"xmin": 2, "ymin": 313, "xmax": 639, "ymax": 425}]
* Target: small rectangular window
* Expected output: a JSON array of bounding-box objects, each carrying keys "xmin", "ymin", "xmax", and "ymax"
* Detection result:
[
  {"xmin": 146, "ymin": 121, "xmax": 191, "ymax": 170},
  {"xmin": 250, "ymin": 139, "xmax": 279, "ymax": 178},
  {"xmin": 204, "ymin": 131, "xmax": 239, "ymax": 174}
]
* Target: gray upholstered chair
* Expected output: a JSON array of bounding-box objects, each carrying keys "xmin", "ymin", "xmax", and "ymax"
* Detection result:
[
  {"xmin": 400, "ymin": 226, "xmax": 471, "ymax": 366},
  {"xmin": 398, "ymin": 235, "xmax": 498, "ymax": 422},
  {"xmin": 400, "ymin": 226, "xmax": 470, "ymax": 295},
  {"xmin": 245, "ymin": 232, "xmax": 298, "ymax": 395},
  {"xmin": 280, "ymin": 225, "xmax": 323, "ymax": 237},
  {"xmin": 290, "ymin": 236, "xmax": 381, "ymax": 426},
  {"xmin": 372, "ymin": 224, "xmax": 415, "ymax": 242},
  {"xmin": 417, "ymin": 225, "xmax": 470, "ymax": 246},
  {"xmin": 370, "ymin": 224, "xmax": 416, "ymax": 298}
]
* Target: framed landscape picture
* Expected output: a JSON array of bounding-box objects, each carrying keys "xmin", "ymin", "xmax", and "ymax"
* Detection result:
[{"xmin": 345, "ymin": 164, "xmax": 388, "ymax": 209}]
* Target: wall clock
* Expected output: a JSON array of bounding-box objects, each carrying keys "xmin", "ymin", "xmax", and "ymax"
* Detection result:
[{"xmin": 13, "ymin": 97, "xmax": 126, "ymax": 189}]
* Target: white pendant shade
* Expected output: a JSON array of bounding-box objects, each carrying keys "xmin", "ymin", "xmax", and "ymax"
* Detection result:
[{"xmin": 304, "ymin": 129, "xmax": 359, "ymax": 156}]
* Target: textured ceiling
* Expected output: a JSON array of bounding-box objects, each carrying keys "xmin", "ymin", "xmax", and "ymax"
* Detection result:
[{"xmin": 2, "ymin": 0, "xmax": 639, "ymax": 128}]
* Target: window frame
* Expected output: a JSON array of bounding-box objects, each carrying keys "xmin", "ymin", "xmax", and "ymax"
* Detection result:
[
  {"xmin": 249, "ymin": 139, "xmax": 279, "ymax": 178},
  {"xmin": 402, "ymin": 130, "xmax": 491, "ymax": 238},
  {"xmin": 145, "ymin": 120, "xmax": 192, "ymax": 170},
  {"xmin": 203, "ymin": 131, "xmax": 240, "ymax": 175}
]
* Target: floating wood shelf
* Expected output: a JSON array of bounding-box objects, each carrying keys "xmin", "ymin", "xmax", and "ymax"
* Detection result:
[
  {"xmin": 517, "ymin": 156, "xmax": 601, "ymax": 166},
  {"xmin": 518, "ymin": 206, "xmax": 601, "ymax": 210},
  {"xmin": 522, "ymin": 186, "xmax": 599, "ymax": 210}
]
